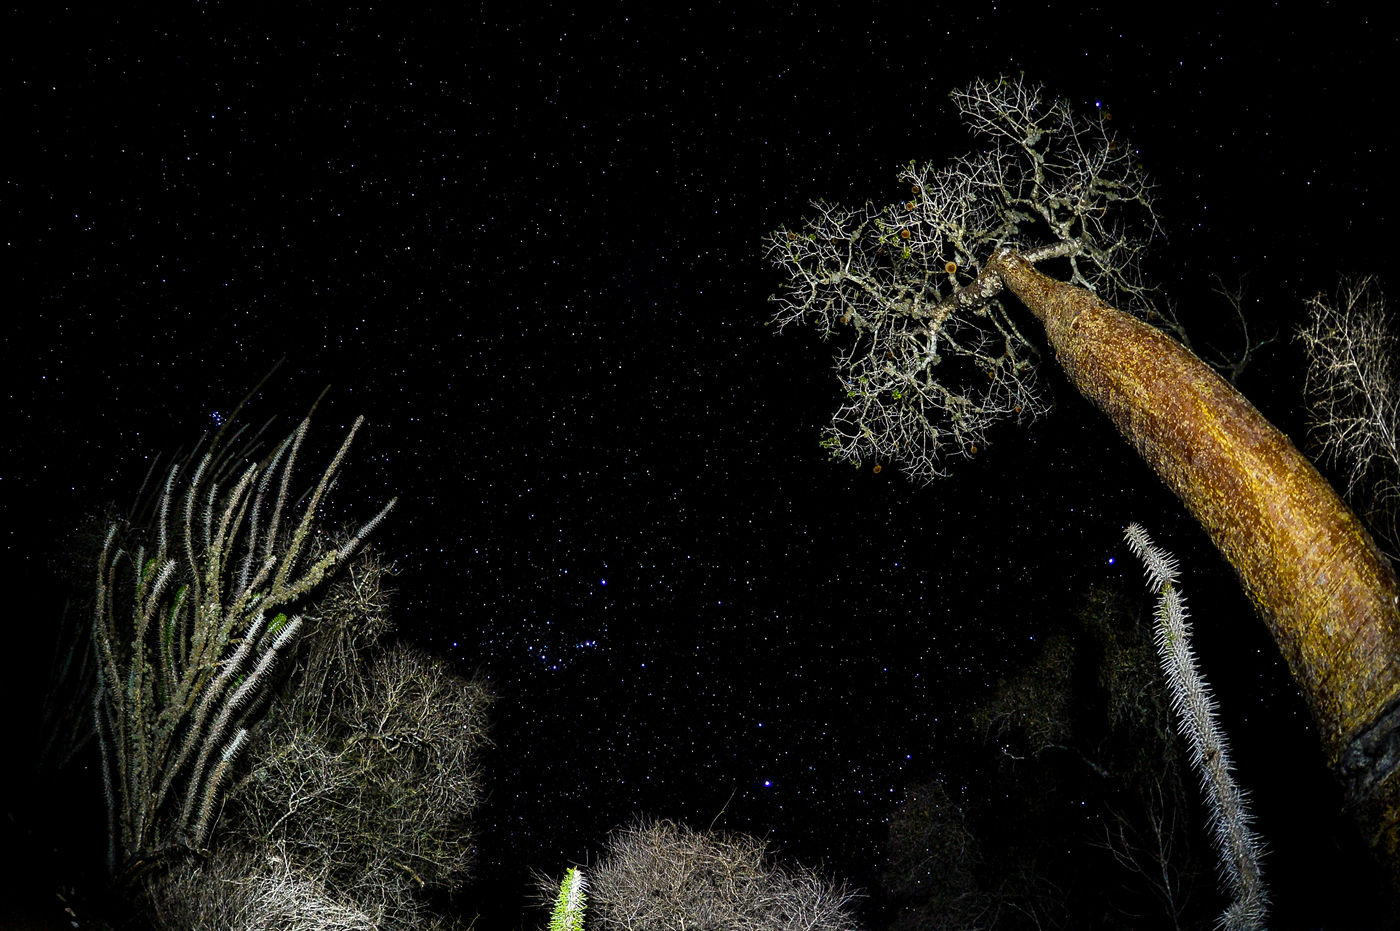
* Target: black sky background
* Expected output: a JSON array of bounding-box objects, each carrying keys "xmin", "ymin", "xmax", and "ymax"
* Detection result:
[{"xmin": 6, "ymin": 2, "xmax": 1397, "ymax": 926}]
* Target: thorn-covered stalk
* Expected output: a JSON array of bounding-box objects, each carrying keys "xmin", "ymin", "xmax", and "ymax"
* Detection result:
[
  {"xmin": 93, "ymin": 417, "xmax": 395, "ymax": 878},
  {"xmin": 1125, "ymin": 523, "xmax": 1268, "ymax": 929}
]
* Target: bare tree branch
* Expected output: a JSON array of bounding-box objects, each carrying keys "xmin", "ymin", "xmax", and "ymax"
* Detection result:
[
  {"xmin": 1298, "ymin": 276, "xmax": 1400, "ymax": 554},
  {"xmin": 1093, "ymin": 774, "xmax": 1200, "ymax": 930},
  {"xmin": 1200, "ymin": 273, "xmax": 1277, "ymax": 386}
]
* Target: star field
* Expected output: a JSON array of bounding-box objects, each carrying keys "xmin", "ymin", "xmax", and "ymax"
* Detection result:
[{"xmin": 7, "ymin": 3, "xmax": 1396, "ymax": 926}]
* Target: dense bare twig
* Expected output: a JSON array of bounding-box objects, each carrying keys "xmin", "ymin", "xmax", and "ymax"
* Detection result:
[
  {"xmin": 141, "ymin": 843, "xmax": 378, "ymax": 931},
  {"xmin": 1298, "ymin": 276, "xmax": 1400, "ymax": 554},
  {"xmin": 566, "ymin": 818, "xmax": 862, "ymax": 931},
  {"xmin": 218, "ymin": 543, "xmax": 489, "ymax": 926}
]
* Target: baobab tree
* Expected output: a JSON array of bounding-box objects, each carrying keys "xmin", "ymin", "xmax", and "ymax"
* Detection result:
[{"xmin": 768, "ymin": 75, "xmax": 1400, "ymax": 886}]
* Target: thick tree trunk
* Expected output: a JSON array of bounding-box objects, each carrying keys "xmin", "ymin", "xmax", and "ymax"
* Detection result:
[{"xmin": 988, "ymin": 248, "xmax": 1400, "ymax": 877}]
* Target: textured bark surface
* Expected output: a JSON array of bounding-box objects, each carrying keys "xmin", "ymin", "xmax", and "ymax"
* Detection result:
[{"xmin": 989, "ymin": 249, "xmax": 1400, "ymax": 868}]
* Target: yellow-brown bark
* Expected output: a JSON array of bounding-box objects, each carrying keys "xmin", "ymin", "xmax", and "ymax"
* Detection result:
[{"xmin": 989, "ymin": 249, "xmax": 1400, "ymax": 869}]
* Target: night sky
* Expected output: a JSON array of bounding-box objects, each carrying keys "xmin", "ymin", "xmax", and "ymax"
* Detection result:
[{"xmin": 6, "ymin": 3, "xmax": 1397, "ymax": 927}]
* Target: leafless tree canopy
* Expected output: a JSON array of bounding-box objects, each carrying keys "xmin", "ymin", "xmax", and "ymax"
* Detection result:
[
  {"xmin": 1298, "ymin": 276, "xmax": 1400, "ymax": 553},
  {"xmin": 767, "ymin": 76, "xmax": 1159, "ymax": 481},
  {"xmin": 575, "ymin": 818, "xmax": 862, "ymax": 931}
]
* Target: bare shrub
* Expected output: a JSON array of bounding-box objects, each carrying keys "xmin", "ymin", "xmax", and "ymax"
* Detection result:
[
  {"xmin": 141, "ymin": 844, "xmax": 378, "ymax": 931},
  {"xmin": 578, "ymin": 818, "xmax": 861, "ymax": 931},
  {"xmin": 222, "ymin": 640, "xmax": 492, "ymax": 927}
]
